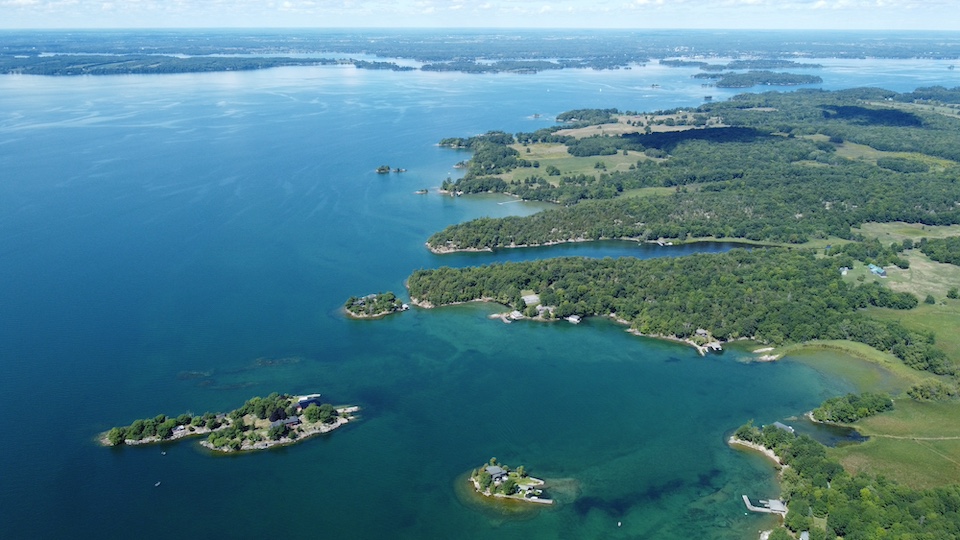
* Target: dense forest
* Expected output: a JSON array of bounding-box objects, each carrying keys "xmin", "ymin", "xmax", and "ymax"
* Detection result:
[
  {"xmin": 430, "ymin": 87, "xmax": 960, "ymax": 249},
  {"xmin": 733, "ymin": 422, "xmax": 960, "ymax": 539},
  {"xmin": 408, "ymin": 249, "xmax": 952, "ymax": 377}
]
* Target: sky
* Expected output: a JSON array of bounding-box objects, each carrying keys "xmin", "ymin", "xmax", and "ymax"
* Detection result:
[{"xmin": 0, "ymin": 0, "xmax": 957, "ymax": 30}]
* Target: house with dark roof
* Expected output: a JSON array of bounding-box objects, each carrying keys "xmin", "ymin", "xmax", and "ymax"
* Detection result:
[
  {"xmin": 270, "ymin": 416, "xmax": 301, "ymax": 429},
  {"xmin": 485, "ymin": 466, "xmax": 508, "ymax": 483}
]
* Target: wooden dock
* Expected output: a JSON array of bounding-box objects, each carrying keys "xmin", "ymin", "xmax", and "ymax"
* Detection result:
[{"xmin": 742, "ymin": 495, "xmax": 787, "ymax": 516}]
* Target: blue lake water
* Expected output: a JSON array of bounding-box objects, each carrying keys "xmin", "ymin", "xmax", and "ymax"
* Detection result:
[{"xmin": 0, "ymin": 56, "xmax": 956, "ymax": 539}]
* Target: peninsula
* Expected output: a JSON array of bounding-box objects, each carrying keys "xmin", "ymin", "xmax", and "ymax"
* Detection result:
[
  {"xmin": 469, "ymin": 458, "xmax": 552, "ymax": 505},
  {"xmin": 102, "ymin": 393, "xmax": 359, "ymax": 453}
]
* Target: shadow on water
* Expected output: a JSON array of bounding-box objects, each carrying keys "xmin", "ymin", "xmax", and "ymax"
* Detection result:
[
  {"xmin": 791, "ymin": 416, "xmax": 869, "ymax": 447},
  {"xmin": 573, "ymin": 478, "xmax": 686, "ymax": 518},
  {"xmin": 434, "ymin": 240, "xmax": 756, "ymax": 269}
]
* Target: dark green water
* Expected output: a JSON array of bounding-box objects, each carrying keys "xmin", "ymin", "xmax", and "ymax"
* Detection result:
[{"xmin": 0, "ymin": 54, "xmax": 948, "ymax": 539}]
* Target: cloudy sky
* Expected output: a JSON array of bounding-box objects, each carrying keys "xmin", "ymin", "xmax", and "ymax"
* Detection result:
[{"xmin": 1, "ymin": 0, "xmax": 956, "ymax": 30}]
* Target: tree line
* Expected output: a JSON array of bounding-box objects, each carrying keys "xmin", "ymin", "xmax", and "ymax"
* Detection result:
[{"xmin": 431, "ymin": 87, "xmax": 960, "ymax": 249}]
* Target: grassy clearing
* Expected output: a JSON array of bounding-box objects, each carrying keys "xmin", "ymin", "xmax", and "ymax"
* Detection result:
[
  {"xmin": 882, "ymin": 251, "xmax": 960, "ymax": 302},
  {"xmin": 554, "ymin": 113, "xmax": 724, "ymax": 139},
  {"xmin": 503, "ymin": 142, "xmax": 651, "ymax": 185},
  {"xmin": 834, "ymin": 141, "xmax": 955, "ymax": 169},
  {"xmin": 856, "ymin": 399, "xmax": 960, "ymax": 438},
  {"xmin": 832, "ymin": 436, "xmax": 960, "ymax": 489},
  {"xmin": 620, "ymin": 186, "xmax": 676, "ymax": 199},
  {"xmin": 866, "ymin": 302, "xmax": 960, "ymax": 364},
  {"xmin": 830, "ymin": 400, "xmax": 960, "ymax": 489},
  {"xmin": 857, "ymin": 221, "xmax": 960, "ymax": 243},
  {"xmin": 839, "ymin": 251, "xmax": 960, "ymax": 305},
  {"xmin": 865, "ymin": 100, "xmax": 960, "ymax": 121}
]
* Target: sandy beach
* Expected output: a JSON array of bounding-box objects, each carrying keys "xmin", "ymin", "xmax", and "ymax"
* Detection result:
[{"xmin": 728, "ymin": 436, "xmax": 782, "ymax": 466}]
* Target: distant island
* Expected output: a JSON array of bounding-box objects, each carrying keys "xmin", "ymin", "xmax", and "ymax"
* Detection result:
[
  {"xmin": 376, "ymin": 165, "xmax": 406, "ymax": 174},
  {"xmin": 4, "ymin": 30, "xmax": 959, "ymax": 78},
  {"xmin": 101, "ymin": 393, "xmax": 358, "ymax": 453},
  {"xmin": 345, "ymin": 292, "xmax": 409, "ymax": 319},
  {"xmin": 469, "ymin": 458, "xmax": 552, "ymax": 504},
  {"xmin": 712, "ymin": 70, "xmax": 823, "ymax": 88}
]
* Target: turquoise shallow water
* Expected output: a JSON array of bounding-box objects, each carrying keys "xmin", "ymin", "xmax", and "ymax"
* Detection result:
[{"xmin": 0, "ymin": 56, "xmax": 955, "ymax": 538}]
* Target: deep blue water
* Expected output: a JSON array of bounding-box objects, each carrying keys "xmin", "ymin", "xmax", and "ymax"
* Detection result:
[{"xmin": 0, "ymin": 56, "xmax": 955, "ymax": 539}]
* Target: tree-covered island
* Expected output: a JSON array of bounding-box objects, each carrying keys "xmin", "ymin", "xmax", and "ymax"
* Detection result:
[
  {"xmin": 102, "ymin": 393, "xmax": 359, "ymax": 453},
  {"xmin": 344, "ymin": 292, "xmax": 409, "ymax": 319},
  {"xmin": 469, "ymin": 458, "xmax": 552, "ymax": 504}
]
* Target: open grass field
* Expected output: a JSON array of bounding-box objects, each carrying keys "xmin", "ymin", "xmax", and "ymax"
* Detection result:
[
  {"xmin": 834, "ymin": 141, "xmax": 955, "ymax": 169},
  {"xmin": 830, "ymin": 400, "xmax": 960, "ymax": 489},
  {"xmin": 885, "ymin": 251, "xmax": 960, "ymax": 301},
  {"xmin": 554, "ymin": 113, "xmax": 724, "ymax": 139},
  {"xmin": 866, "ymin": 301, "xmax": 960, "ymax": 365},
  {"xmin": 857, "ymin": 221, "xmax": 960, "ymax": 242},
  {"xmin": 502, "ymin": 142, "xmax": 653, "ymax": 184},
  {"xmin": 865, "ymin": 100, "xmax": 960, "ymax": 121},
  {"xmin": 840, "ymin": 250, "xmax": 960, "ymax": 303}
]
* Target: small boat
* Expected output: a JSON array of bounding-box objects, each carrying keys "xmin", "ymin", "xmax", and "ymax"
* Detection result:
[{"xmin": 154, "ymin": 481, "xmax": 161, "ymax": 487}]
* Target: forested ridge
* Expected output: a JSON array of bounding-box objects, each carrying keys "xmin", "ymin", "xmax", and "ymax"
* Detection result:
[
  {"xmin": 408, "ymin": 249, "xmax": 952, "ymax": 377},
  {"xmin": 430, "ymin": 87, "xmax": 960, "ymax": 250}
]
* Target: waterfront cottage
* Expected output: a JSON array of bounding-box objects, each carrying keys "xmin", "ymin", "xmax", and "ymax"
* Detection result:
[{"xmin": 485, "ymin": 466, "xmax": 508, "ymax": 483}]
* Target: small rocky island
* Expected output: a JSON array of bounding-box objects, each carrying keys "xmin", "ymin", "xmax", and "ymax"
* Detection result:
[
  {"xmin": 344, "ymin": 291, "xmax": 409, "ymax": 318},
  {"xmin": 376, "ymin": 165, "xmax": 406, "ymax": 173},
  {"xmin": 101, "ymin": 393, "xmax": 359, "ymax": 453},
  {"xmin": 469, "ymin": 458, "xmax": 552, "ymax": 504}
]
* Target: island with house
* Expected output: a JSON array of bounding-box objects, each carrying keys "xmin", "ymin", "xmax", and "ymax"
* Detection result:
[
  {"xmin": 469, "ymin": 458, "xmax": 553, "ymax": 504},
  {"xmin": 344, "ymin": 291, "xmax": 409, "ymax": 319},
  {"xmin": 101, "ymin": 392, "xmax": 359, "ymax": 453}
]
